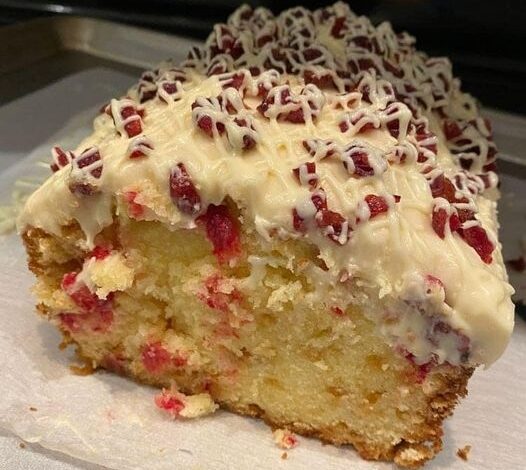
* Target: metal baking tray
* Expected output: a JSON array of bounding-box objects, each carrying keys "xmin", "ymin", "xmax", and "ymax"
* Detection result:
[{"xmin": 0, "ymin": 15, "xmax": 199, "ymax": 106}]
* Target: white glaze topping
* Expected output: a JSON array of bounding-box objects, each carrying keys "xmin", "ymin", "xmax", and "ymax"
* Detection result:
[{"xmin": 18, "ymin": 2, "xmax": 514, "ymax": 368}]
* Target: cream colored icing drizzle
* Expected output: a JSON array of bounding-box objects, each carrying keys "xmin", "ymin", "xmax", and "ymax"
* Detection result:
[{"xmin": 17, "ymin": 3, "xmax": 514, "ymax": 368}]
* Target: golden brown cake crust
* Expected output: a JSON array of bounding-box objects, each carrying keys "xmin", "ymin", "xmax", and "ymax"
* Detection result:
[
  {"xmin": 76, "ymin": 345, "xmax": 471, "ymax": 469},
  {"xmin": 22, "ymin": 224, "xmax": 473, "ymax": 468}
]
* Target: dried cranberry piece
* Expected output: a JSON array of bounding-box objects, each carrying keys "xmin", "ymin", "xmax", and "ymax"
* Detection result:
[
  {"xmin": 382, "ymin": 58, "xmax": 403, "ymax": 78},
  {"xmin": 59, "ymin": 309, "xmax": 113, "ymax": 334},
  {"xmin": 284, "ymin": 108, "xmax": 306, "ymax": 123},
  {"xmin": 61, "ymin": 272, "xmax": 113, "ymax": 313},
  {"xmin": 483, "ymin": 161, "xmax": 498, "ymax": 173},
  {"xmin": 303, "ymin": 47, "xmax": 323, "ymax": 62},
  {"xmin": 459, "ymin": 157, "xmax": 473, "ymax": 170},
  {"xmin": 457, "ymin": 209, "xmax": 474, "ymax": 223},
  {"xmin": 169, "ymin": 163, "xmax": 202, "ymax": 215},
  {"xmin": 161, "ymin": 81, "xmax": 178, "ymax": 95},
  {"xmin": 400, "ymin": 349, "xmax": 436, "ymax": 384},
  {"xmin": 415, "ymin": 129, "xmax": 438, "ymax": 155},
  {"xmin": 350, "ymin": 36, "xmax": 368, "ymax": 50},
  {"xmin": 50, "ymin": 146, "xmax": 74, "ymax": 173},
  {"xmin": 121, "ymin": 106, "xmax": 142, "ymax": 137},
  {"xmin": 123, "ymin": 191, "xmax": 145, "ymax": 218},
  {"xmin": 139, "ymin": 88, "xmax": 156, "ymax": 103},
  {"xmin": 417, "ymin": 153, "xmax": 429, "ymax": 163},
  {"xmin": 224, "ymin": 72, "xmax": 245, "ymax": 90},
  {"xmin": 242, "ymin": 134, "xmax": 256, "ymax": 150},
  {"xmin": 487, "ymin": 145, "xmax": 497, "ymax": 160},
  {"xmin": 311, "ymin": 190, "xmax": 328, "ymax": 211},
  {"xmin": 89, "ymin": 245, "xmax": 111, "ymax": 260},
  {"xmin": 77, "ymin": 151, "xmax": 101, "ymax": 174},
  {"xmin": 233, "ymin": 117, "xmax": 257, "ymax": 150},
  {"xmin": 432, "ymin": 208, "xmax": 448, "ymax": 238},
  {"xmin": 331, "ymin": 16, "xmax": 347, "ymax": 38},
  {"xmin": 330, "ymin": 306, "xmax": 345, "ymax": 317},
  {"xmin": 350, "ymin": 151, "xmax": 374, "ymax": 177},
  {"xmin": 449, "ymin": 213, "xmax": 461, "ymax": 232},
  {"xmin": 293, "ymin": 162, "xmax": 318, "ymax": 188},
  {"xmin": 303, "ymin": 139, "xmax": 336, "ymax": 160},
  {"xmin": 198, "ymin": 204, "xmax": 241, "ymax": 263},
  {"xmin": 357, "ymin": 58, "xmax": 378, "ymax": 74},
  {"xmin": 460, "ymin": 225, "xmax": 494, "ymax": 264},
  {"xmin": 195, "ymin": 114, "xmax": 215, "ymax": 137},
  {"xmin": 69, "ymin": 183, "xmax": 96, "ymax": 196},
  {"xmin": 154, "ymin": 390, "xmax": 185, "ymax": 416},
  {"xmin": 414, "ymin": 360, "xmax": 435, "ymax": 384},
  {"xmin": 443, "ymin": 120, "xmax": 463, "ymax": 140},
  {"xmin": 128, "ymin": 137, "xmax": 153, "ymax": 159},
  {"xmin": 142, "ymin": 342, "xmax": 171, "ymax": 374},
  {"xmin": 68, "ymin": 148, "xmax": 103, "ymax": 196},
  {"xmin": 348, "ymin": 111, "xmax": 378, "ymax": 134},
  {"xmin": 429, "ymin": 174, "xmax": 457, "ymax": 202},
  {"xmin": 129, "ymin": 149, "xmax": 146, "ymax": 159},
  {"xmin": 365, "ymin": 195, "xmax": 389, "ymax": 218},
  {"xmin": 303, "ymin": 70, "xmax": 336, "ymax": 89},
  {"xmin": 256, "ymin": 34, "xmax": 273, "ymax": 47},
  {"xmin": 425, "ymin": 274, "xmax": 444, "ymax": 291},
  {"xmin": 292, "ymin": 208, "xmax": 306, "ymax": 232},
  {"xmin": 386, "ymin": 119, "xmax": 400, "ymax": 138},
  {"xmin": 316, "ymin": 209, "xmax": 348, "ymax": 244},
  {"xmin": 173, "ymin": 354, "xmax": 188, "ymax": 368},
  {"xmin": 199, "ymin": 274, "xmax": 243, "ymax": 313}
]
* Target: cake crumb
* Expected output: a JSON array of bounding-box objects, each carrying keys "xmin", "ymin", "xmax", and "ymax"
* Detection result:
[
  {"xmin": 155, "ymin": 385, "xmax": 218, "ymax": 419},
  {"xmin": 19, "ymin": 442, "xmax": 26, "ymax": 449},
  {"xmin": 273, "ymin": 428, "xmax": 298, "ymax": 449},
  {"xmin": 281, "ymin": 452, "xmax": 288, "ymax": 460},
  {"xmin": 457, "ymin": 445, "xmax": 471, "ymax": 461},
  {"xmin": 29, "ymin": 407, "xmax": 37, "ymax": 412},
  {"xmin": 58, "ymin": 338, "xmax": 72, "ymax": 350},
  {"xmin": 69, "ymin": 362, "xmax": 95, "ymax": 376}
]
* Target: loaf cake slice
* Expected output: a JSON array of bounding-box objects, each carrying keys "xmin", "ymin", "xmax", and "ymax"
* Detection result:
[{"xmin": 18, "ymin": 3, "xmax": 514, "ymax": 467}]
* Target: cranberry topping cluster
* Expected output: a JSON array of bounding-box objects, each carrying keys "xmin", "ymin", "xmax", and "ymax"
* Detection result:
[
  {"xmin": 191, "ymin": 88, "xmax": 258, "ymax": 150},
  {"xmin": 303, "ymin": 137, "xmax": 387, "ymax": 177},
  {"xmin": 48, "ymin": 3, "xmax": 498, "ymax": 266},
  {"xmin": 292, "ymin": 182, "xmax": 395, "ymax": 246},
  {"xmin": 256, "ymin": 83, "xmax": 325, "ymax": 123},
  {"xmin": 137, "ymin": 66, "xmax": 187, "ymax": 104},
  {"xmin": 178, "ymin": 2, "xmax": 498, "ymax": 262}
]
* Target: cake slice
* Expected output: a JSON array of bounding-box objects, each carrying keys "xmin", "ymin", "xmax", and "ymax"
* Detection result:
[{"xmin": 18, "ymin": 3, "xmax": 514, "ymax": 468}]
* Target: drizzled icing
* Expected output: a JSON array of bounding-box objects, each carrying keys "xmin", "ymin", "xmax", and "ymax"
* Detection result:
[{"xmin": 18, "ymin": 2, "xmax": 514, "ymax": 368}]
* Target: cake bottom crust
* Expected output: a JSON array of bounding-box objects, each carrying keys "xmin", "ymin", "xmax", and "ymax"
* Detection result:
[{"xmin": 76, "ymin": 347, "xmax": 470, "ymax": 469}]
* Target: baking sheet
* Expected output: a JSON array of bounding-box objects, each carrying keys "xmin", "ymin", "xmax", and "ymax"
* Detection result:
[
  {"xmin": 0, "ymin": 16, "xmax": 199, "ymax": 106},
  {"xmin": 0, "ymin": 18, "xmax": 525, "ymax": 468}
]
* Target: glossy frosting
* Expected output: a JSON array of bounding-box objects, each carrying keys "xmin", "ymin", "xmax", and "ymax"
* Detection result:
[{"xmin": 18, "ymin": 2, "xmax": 514, "ymax": 367}]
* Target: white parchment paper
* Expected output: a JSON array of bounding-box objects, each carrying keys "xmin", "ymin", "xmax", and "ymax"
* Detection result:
[{"xmin": 0, "ymin": 69, "xmax": 525, "ymax": 470}]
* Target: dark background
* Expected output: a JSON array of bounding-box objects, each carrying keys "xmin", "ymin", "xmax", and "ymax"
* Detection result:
[{"xmin": 0, "ymin": 0, "xmax": 525, "ymax": 114}]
